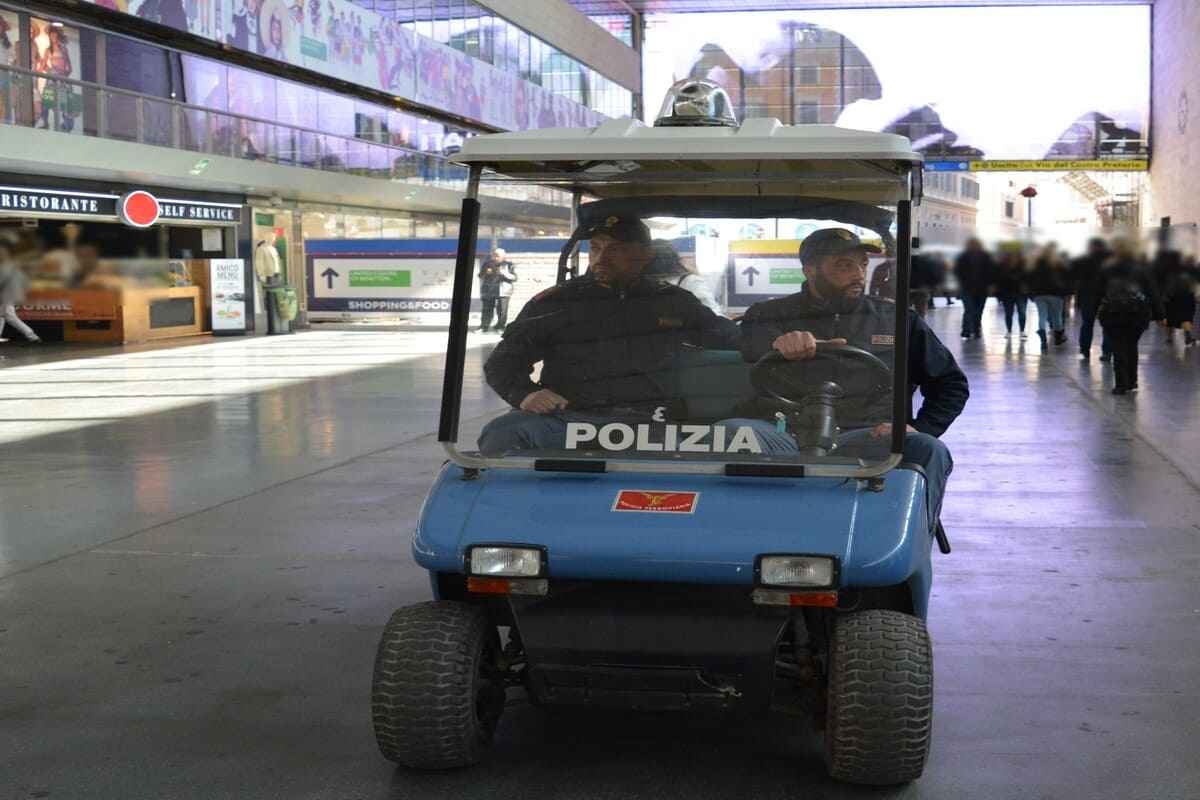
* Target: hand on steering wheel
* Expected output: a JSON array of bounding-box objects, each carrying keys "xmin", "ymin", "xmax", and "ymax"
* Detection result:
[{"xmin": 772, "ymin": 331, "xmax": 847, "ymax": 361}]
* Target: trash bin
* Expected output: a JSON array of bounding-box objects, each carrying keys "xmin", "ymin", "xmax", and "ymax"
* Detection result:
[{"xmin": 266, "ymin": 284, "xmax": 298, "ymax": 335}]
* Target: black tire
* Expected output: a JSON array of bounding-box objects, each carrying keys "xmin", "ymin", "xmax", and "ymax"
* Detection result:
[
  {"xmin": 371, "ymin": 601, "xmax": 504, "ymax": 769},
  {"xmin": 824, "ymin": 609, "xmax": 933, "ymax": 785}
]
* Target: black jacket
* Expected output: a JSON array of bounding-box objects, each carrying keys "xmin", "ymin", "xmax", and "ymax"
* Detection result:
[
  {"xmin": 910, "ymin": 254, "xmax": 945, "ymax": 292},
  {"xmin": 1071, "ymin": 252, "xmax": 1108, "ymax": 308},
  {"xmin": 954, "ymin": 249, "xmax": 994, "ymax": 295},
  {"xmin": 478, "ymin": 258, "xmax": 516, "ymax": 298},
  {"xmin": 739, "ymin": 292, "xmax": 968, "ymax": 437},
  {"xmin": 1027, "ymin": 258, "xmax": 1072, "ymax": 297},
  {"xmin": 1096, "ymin": 258, "xmax": 1164, "ymax": 325},
  {"xmin": 485, "ymin": 274, "xmax": 739, "ymax": 413},
  {"xmin": 992, "ymin": 259, "xmax": 1028, "ymax": 299}
]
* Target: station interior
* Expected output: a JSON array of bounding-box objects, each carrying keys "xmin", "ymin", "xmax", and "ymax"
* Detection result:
[{"xmin": 2, "ymin": 0, "xmax": 1200, "ymax": 798}]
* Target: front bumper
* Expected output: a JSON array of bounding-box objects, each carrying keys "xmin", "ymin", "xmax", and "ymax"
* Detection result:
[{"xmin": 510, "ymin": 580, "xmax": 789, "ymax": 711}]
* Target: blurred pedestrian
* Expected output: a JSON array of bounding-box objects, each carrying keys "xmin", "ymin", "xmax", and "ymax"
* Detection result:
[
  {"xmin": 910, "ymin": 252, "xmax": 944, "ymax": 319},
  {"xmin": 1153, "ymin": 248, "xmax": 1197, "ymax": 347},
  {"xmin": 954, "ymin": 238, "xmax": 993, "ymax": 339},
  {"xmin": 993, "ymin": 248, "xmax": 1029, "ymax": 339},
  {"xmin": 0, "ymin": 237, "xmax": 41, "ymax": 344},
  {"xmin": 1071, "ymin": 237, "xmax": 1111, "ymax": 361},
  {"xmin": 1097, "ymin": 239, "xmax": 1164, "ymax": 395},
  {"xmin": 1028, "ymin": 242, "xmax": 1070, "ymax": 349},
  {"xmin": 867, "ymin": 257, "xmax": 894, "ymax": 300},
  {"xmin": 478, "ymin": 247, "xmax": 516, "ymax": 333},
  {"xmin": 644, "ymin": 239, "xmax": 723, "ymax": 315}
]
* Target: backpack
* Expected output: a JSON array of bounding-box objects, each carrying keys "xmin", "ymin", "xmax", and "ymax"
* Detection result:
[{"xmin": 1098, "ymin": 276, "xmax": 1150, "ymax": 324}]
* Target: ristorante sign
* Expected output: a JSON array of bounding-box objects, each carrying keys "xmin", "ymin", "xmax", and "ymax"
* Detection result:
[{"xmin": 0, "ymin": 186, "xmax": 242, "ymax": 226}]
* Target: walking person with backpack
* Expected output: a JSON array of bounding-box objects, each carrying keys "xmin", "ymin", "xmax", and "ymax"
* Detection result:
[{"xmin": 1097, "ymin": 239, "xmax": 1164, "ymax": 395}]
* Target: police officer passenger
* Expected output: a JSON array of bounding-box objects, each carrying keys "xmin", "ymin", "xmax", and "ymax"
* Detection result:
[
  {"xmin": 731, "ymin": 228, "xmax": 969, "ymax": 524},
  {"xmin": 478, "ymin": 215, "xmax": 738, "ymax": 456}
]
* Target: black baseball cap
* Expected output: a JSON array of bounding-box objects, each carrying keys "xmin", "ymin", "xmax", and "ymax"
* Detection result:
[
  {"xmin": 798, "ymin": 228, "xmax": 882, "ymax": 267},
  {"xmin": 581, "ymin": 214, "xmax": 652, "ymax": 245}
]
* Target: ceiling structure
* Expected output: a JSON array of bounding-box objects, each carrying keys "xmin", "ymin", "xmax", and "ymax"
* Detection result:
[{"xmin": 570, "ymin": 0, "xmax": 1149, "ymax": 15}]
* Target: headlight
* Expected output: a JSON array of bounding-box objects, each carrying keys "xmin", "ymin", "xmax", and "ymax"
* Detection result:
[
  {"xmin": 758, "ymin": 555, "xmax": 835, "ymax": 588},
  {"xmin": 468, "ymin": 546, "xmax": 544, "ymax": 578}
]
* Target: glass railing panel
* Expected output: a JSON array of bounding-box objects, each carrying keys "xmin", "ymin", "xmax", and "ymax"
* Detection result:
[{"xmin": 0, "ymin": 65, "xmax": 571, "ymax": 211}]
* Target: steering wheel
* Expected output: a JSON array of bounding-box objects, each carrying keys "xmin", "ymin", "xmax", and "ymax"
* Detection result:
[
  {"xmin": 751, "ymin": 342, "xmax": 892, "ymax": 408},
  {"xmin": 751, "ymin": 343, "xmax": 893, "ymax": 455}
]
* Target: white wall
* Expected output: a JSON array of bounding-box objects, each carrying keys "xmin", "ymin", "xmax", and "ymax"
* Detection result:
[{"xmin": 1150, "ymin": 0, "xmax": 1200, "ymax": 228}]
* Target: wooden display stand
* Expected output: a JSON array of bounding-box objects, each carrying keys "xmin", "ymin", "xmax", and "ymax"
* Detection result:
[{"xmin": 21, "ymin": 285, "xmax": 205, "ymax": 344}]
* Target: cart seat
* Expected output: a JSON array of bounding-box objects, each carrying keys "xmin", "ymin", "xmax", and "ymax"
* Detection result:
[{"xmin": 670, "ymin": 349, "xmax": 755, "ymax": 422}]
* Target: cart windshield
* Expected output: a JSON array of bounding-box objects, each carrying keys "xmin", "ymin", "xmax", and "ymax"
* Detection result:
[{"xmin": 453, "ymin": 189, "xmax": 913, "ymax": 474}]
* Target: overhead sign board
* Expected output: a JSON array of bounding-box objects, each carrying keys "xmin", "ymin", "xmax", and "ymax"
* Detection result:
[
  {"xmin": 0, "ymin": 186, "xmax": 242, "ymax": 225},
  {"xmin": 925, "ymin": 160, "xmax": 1149, "ymax": 172}
]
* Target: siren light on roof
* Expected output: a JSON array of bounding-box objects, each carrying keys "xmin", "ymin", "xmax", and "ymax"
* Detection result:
[{"xmin": 654, "ymin": 79, "xmax": 739, "ymax": 129}]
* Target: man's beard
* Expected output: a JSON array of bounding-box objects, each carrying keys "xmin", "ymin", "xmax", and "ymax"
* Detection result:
[{"xmin": 810, "ymin": 272, "xmax": 865, "ymax": 314}]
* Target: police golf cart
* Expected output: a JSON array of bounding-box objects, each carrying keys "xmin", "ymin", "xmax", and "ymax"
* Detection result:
[{"xmin": 372, "ymin": 82, "xmax": 947, "ymax": 786}]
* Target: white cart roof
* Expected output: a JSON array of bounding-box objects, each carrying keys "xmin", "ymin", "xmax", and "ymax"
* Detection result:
[
  {"xmin": 455, "ymin": 117, "xmax": 921, "ymax": 201},
  {"xmin": 458, "ymin": 117, "xmax": 921, "ymax": 164}
]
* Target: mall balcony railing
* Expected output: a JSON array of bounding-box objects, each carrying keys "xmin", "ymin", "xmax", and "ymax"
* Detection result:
[{"xmin": 0, "ymin": 65, "xmax": 567, "ymax": 208}]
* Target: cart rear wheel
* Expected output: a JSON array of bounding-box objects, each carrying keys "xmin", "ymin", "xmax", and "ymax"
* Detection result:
[
  {"xmin": 824, "ymin": 609, "xmax": 933, "ymax": 785},
  {"xmin": 372, "ymin": 601, "xmax": 504, "ymax": 769}
]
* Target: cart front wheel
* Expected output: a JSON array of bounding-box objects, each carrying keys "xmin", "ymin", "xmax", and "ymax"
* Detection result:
[
  {"xmin": 372, "ymin": 600, "xmax": 504, "ymax": 769},
  {"xmin": 825, "ymin": 609, "xmax": 933, "ymax": 785}
]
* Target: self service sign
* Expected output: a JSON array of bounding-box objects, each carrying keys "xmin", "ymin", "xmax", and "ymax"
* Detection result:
[{"xmin": 0, "ymin": 185, "xmax": 242, "ymax": 226}]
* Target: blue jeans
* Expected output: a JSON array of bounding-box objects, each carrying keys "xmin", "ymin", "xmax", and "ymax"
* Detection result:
[
  {"xmin": 1034, "ymin": 295, "xmax": 1064, "ymax": 333},
  {"xmin": 720, "ymin": 418, "xmax": 954, "ymax": 528},
  {"xmin": 479, "ymin": 410, "xmax": 604, "ymax": 456}
]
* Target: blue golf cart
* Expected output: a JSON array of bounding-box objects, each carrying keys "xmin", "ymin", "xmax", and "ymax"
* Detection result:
[{"xmin": 372, "ymin": 82, "xmax": 948, "ymax": 786}]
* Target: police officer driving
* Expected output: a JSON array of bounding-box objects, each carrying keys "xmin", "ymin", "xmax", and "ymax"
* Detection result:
[
  {"xmin": 478, "ymin": 215, "xmax": 739, "ymax": 456},
  {"xmin": 728, "ymin": 227, "xmax": 969, "ymax": 525}
]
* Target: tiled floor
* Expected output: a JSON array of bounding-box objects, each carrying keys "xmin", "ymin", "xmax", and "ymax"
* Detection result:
[{"xmin": 2, "ymin": 307, "xmax": 1198, "ymax": 800}]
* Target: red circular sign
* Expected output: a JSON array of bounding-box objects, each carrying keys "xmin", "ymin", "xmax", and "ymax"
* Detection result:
[
  {"xmin": 119, "ymin": 191, "xmax": 161, "ymax": 228},
  {"xmin": 1020, "ymin": 186, "xmax": 1038, "ymax": 199}
]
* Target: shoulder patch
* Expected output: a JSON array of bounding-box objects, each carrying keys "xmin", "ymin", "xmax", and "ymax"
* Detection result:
[{"xmin": 530, "ymin": 286, "xmax": 561, "ymax": 302}]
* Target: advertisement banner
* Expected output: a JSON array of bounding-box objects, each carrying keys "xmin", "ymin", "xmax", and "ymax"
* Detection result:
[
  {"xmin": 87, "ymin": 0, "xmax": 596, "ymax": 133},
  {"xmin": 304, "ymin": 238, "xmax": 575, "ymax": 324},
  {"xmin": 645, "ymin": 5, "xmax": 1151, "ymax": 164},
  {"xmin": 310, "ymin": 256, "xmax": 456, "ymax": 315},
  {"xmin": 209, "ymin": 258, "xmax": 248, "ymax": 332}
]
